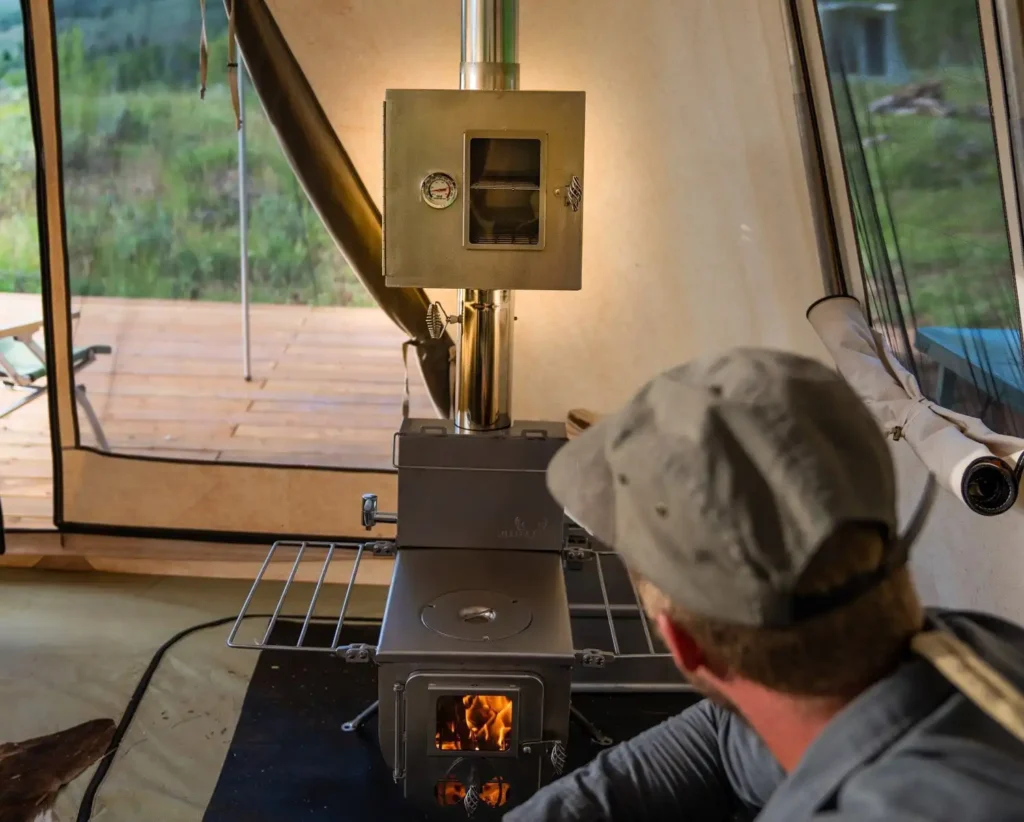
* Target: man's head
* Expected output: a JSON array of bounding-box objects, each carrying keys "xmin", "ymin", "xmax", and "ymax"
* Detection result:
[{"xmin": 548, "ymin": 348, "xmax": 927, "ymax": 705}]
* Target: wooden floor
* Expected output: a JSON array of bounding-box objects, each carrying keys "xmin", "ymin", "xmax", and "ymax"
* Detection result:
[{"xmin": 1, "ymin": 293, "xmax": 434, "ymax": 530}]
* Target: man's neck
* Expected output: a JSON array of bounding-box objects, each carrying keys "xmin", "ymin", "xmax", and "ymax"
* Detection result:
[{"xmin": 731, "ymin": 683, "xmax": 857, "ymax": 772}]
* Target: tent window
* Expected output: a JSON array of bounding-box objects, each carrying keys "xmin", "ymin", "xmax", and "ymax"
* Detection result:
[
  {"xmin": 0, "ymin": 0, "xmax": 52, "ymax": 530},
  {"xmin": 815, "ymin": 0, "xmax": 1024, "ymax": 436},
  {"xmin": 47, "ymin": 0, "xmax": 428, "ymax": 469}
]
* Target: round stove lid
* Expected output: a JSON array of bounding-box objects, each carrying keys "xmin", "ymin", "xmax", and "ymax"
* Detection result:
[{"xmin": 420, "ymin": 589, "xmax": 533, "ymax": 642}]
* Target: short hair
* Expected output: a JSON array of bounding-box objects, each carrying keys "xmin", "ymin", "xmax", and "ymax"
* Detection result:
[{"xmin": 635, "ymin": 525, "xmax": 924, "ymax": 697}]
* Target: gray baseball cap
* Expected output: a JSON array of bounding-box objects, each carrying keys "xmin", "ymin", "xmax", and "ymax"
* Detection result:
[{"xmin": 548, "ymin": 347, "xmax": 933, "ymax": 628}]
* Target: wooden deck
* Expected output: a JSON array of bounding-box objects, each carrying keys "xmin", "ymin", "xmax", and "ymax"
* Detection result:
[{"xmin": 1, "ymin": 293, "xmax": 434, "ymax": 530}]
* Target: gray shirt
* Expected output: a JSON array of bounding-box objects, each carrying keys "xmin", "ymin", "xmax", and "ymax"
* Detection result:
[{"xmin": 505, "ymin": 610, "xmax": 1024, "ymax": 821}]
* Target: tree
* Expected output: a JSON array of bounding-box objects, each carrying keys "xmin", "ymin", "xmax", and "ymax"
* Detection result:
[{"xmin": 893, "ymin": 0, "xmax": 984, "ymax": 69}]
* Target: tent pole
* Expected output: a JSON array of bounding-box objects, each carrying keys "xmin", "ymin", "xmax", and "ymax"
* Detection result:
[{"xmin": 238, "ymin": 49, "xmax": 253, "ymax": 382}]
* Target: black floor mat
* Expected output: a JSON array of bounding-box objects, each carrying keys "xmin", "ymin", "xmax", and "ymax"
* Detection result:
[{"xmin": 204, "ymin": 620, "xmax": 698, "ymax": 821}]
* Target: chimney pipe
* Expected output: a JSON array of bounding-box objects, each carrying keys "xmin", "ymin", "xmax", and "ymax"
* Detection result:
[{"xmin": 455, "ymin": 0, "xmax": 519, "ymax": 431}]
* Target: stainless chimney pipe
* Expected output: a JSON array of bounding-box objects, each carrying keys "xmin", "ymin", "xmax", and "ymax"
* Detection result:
[{"xmin": 455, "ymin": 0, "xmax": 518, "ymax": 431}]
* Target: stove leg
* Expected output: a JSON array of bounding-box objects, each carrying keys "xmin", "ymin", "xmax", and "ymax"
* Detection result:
[
  {"xmin": 341, "ymin": 699, "xmax": 380, "ymax": 733},
  {"xmin": 569, "ymin": 703, "xmax": 614, "ymax": 747}
]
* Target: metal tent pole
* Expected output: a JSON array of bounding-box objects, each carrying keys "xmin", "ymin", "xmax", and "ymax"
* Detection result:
[{"xmin": 238, "ymin": 49, "xmax": 252, "ymax": 381}]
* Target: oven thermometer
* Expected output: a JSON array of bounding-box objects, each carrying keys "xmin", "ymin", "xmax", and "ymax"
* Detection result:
[{"xmin": 421, "ymin": 172, "xmax": 458, "ymax": 209}]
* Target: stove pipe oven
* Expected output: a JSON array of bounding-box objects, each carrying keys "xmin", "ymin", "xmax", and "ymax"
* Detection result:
[{"xmin": 229, "ymin": 2, "xmax": 683, "ymax": 818}]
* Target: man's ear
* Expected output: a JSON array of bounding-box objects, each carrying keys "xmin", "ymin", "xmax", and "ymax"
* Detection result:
[{"xmin": 654, "ymin": 612, "xmax": 707, "ymax": 674}]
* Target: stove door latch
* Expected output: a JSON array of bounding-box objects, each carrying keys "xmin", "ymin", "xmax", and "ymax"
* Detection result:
[
  {"xmin": 361, "ymin": 493, "xmax": 397, "ymax": 530},
  {"xmin": 520, "ymin": 740, "xmax": 568, "ymax": 776}
]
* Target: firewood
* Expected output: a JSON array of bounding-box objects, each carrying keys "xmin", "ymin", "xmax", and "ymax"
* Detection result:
[{"xmin": 566, "ymin": 408, "xmax": 602, "ymax": 440}]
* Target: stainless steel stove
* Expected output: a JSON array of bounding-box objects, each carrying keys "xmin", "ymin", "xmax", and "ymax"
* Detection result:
[
  {"xmin": 375, "ymin": 548, "xmax": 574, "ymax": 812},
  {"xmin": 228, "ymin": 1, "xmax": 688, "ymax": 817}
]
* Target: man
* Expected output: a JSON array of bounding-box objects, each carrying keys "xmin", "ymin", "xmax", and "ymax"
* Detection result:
[{"xmin": 506, "ymin": 348, "xmax": 1024, "ymax": 821}]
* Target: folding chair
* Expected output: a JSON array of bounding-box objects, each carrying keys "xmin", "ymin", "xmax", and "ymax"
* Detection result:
[{"xmin": 0, "ymin": 334, "xmax": 112, "ymax": 451}]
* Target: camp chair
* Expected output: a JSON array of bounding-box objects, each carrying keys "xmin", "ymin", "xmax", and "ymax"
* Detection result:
[{"xmin": 0, "ymin": 335, "xmax": 111, "ymax": 451}]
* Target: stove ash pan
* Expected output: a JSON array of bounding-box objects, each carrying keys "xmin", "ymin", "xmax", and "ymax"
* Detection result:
[
  {"xmin": 393, "ymin": 418, "xmax": 568, "ymax": 552},
  {"xmin": 377, "ymin": 550, "xmax": 574, "ymax": 816}
]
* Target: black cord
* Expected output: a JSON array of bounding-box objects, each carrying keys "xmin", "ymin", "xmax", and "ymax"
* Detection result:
[{"xmin": 75, "ymin": 613, "xmax": 382, "ymax": 822}]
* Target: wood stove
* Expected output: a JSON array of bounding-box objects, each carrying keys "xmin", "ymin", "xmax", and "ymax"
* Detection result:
[
  {"xmin": 360, "ymin": 417, "xmax": 576, "ymax": 815},
  {"xmin": 228, "ymin": 1, "xmax": 688, "ymax": 817},
  {"xmin": 375, "ymin": 549, "xmax": 573, "ymax": 815}
]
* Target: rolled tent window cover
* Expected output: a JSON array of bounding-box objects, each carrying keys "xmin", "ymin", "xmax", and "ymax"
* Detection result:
[
  {"xmin": 808, "ymin": 296, "xmax": 1024, "ymax": 515},
  {"xmin": 809, "ymin": 1, "xmax": 1024, "ymax": 515}
]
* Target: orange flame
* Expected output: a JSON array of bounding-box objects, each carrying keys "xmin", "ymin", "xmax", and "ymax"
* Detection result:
[
  {"xmin": 436, "ymin": 779, "xmax": 511, "ymax": 807},
  {"xmin": 435, "ymin": 694, "xmax": 513, "ymax": 752}
]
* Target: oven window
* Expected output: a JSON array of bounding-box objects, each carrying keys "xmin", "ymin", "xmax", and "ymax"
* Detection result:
[
  {"xmin": 435, "ymin": 694, "xmax": 513, "ymax": 752},
  {"xmin": 435, "ymin": 778, "xmax": 512, "ymax": 808},
  {"xmin": 467, "ymin": 137, "xmax": 542, "ymax": 246}
]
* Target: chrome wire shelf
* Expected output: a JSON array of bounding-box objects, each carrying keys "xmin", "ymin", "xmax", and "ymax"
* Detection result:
[
  {"xmin": 565, "ymin": 542, "xmax": 692, "ymax": 694},
  {"xmin": 226, "ymin": 535, "xmax": 690, "ymax": 693},
  {"xmin": 567, "ymin": 546, "xmax": 674, "ymax": 664},
  {"xmin": 226, "ymin": 539, "xmax": 390, "ymax": 657}
]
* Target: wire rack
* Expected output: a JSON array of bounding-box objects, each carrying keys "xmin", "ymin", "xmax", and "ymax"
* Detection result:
[
  {"xmin": 570, "ymin": 546, "xmax": 667, "ymax": 659},
  {"xmin": 226, "ymin": 535, "xmax": 690, "ymax": 693},
  {"xmin": 565, "ymin": 544, "xmax": 690, "ymax": 693},
  {"xmin": 226, "ymin": 539, "xmax": 390, "ymax": 657}
]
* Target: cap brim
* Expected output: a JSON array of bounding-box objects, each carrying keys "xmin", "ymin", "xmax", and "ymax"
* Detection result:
[{"xmin": 548, "ymin": 415, "xmax": 618, "ymax": 546}]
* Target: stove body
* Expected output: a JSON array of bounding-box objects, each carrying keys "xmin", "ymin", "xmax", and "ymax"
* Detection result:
[
  {"xmin": 376, "ymin": 549, "xmax": 574, "ymax": 812},
  {"xmin": 370, "ymin": 419, "xmax": 575, "ymax": 815}
]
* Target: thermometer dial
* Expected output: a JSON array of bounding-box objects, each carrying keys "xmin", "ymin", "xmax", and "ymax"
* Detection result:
[{"xmin": 421, "ymin": 172, "xmax": 458, "ymax": 209}]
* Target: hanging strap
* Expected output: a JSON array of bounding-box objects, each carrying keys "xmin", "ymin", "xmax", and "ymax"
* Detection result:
[
  {"xmin": 198, "ymin": 0, "xmax": 208, "ymax": 99},
  {"xmin": 226, "ymin": 0, "xmax": 241, "ymax": 130},
  {"xmin": 913, "ymin": 629, "xmax": 1024, "ymax": 744}
]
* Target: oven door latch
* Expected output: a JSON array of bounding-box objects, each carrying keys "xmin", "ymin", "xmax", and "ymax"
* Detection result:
[{"xmin": 554, "ymin": 175, "xmax": 583, "ymax": 212}]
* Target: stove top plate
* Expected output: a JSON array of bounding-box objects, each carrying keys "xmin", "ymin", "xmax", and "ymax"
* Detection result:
[
  {"xmin": 420, "ymin": 588, "xmax": 532, "ymax": 642},
  {"xmin": 376, "ymin": 549, "xmax": 575, "ymax": 662}
]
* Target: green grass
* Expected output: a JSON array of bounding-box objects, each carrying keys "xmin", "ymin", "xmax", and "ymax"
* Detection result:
[
  {"xmin": 841, "ymin": 68, "xmax": 1018, "ymax": 329},
  {"xmin": 0, "ymin": 20, "xmax": 372, "ymax": 307}
]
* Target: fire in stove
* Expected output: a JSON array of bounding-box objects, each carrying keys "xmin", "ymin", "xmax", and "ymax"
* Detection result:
[
  {"xmin": 436, "ymin": 778, "xmax": 512, "ymax": 808},
  {"xmin": 435, "ymin": 694, "xmax": 514, "ymax": 752}
]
